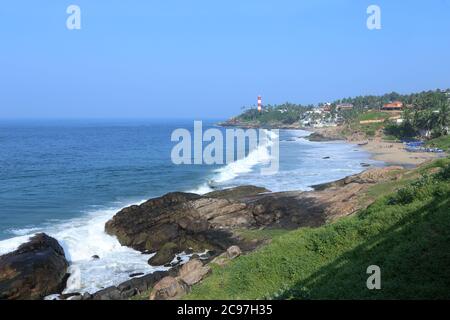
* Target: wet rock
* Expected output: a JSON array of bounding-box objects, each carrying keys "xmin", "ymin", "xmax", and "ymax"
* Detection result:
[
  {"xmin": 91, "ymin": 255, "xmax": 100, "ymax": 260},
  {"xmin": 129, "ymin": 272, "xmax": 144, "ymax": 278},
  {"xmin": 82, "ymin": 292, "xmax": 93, "ymax": 300},
  {"xmin": 91, "ymin": 270, "xmax": 177, "ymax": 300},
  {"xmin": 148, "ymin": 242, "xmax": 178, "ymax": 266},
  {"xmin": 59, "ymin": 292, "xmax": 82, "ymax": 300},
  {"xmin": 0, "ymin": 233, "xmax": 69, "ymax": 300},
  {"xmin": 92, "ymin": 286, "xmax": 123, "ymax": 300}
]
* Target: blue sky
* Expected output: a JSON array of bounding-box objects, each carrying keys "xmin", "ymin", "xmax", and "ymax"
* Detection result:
[{"xmin": 0, "ymin": 0, "xmax": 449, "ymax": 119}]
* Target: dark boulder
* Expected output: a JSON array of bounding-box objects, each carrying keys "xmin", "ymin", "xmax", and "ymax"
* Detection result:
[
  {"xmin": 148, "ymin": 242, "xmax": 178, "ymax": 266},
  {"xmin": 0, "ymin": 233, "xmax": 69, "ymax": 300},
  {"xmin": 129, "ymin": 272, "xmax": 144, "ymax": 278},
  {"xmin": 92, "ymin": 269, "xmax": 179, "ymax": 300}
]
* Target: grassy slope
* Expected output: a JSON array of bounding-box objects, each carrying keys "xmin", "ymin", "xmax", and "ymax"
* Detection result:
[
  {"xmin": 186, "ymin": 158, "xmax": 450, "ymax": 300},
  {"xmin": 426, "ymin": 135, "xmax": 450, "ymax": 151}
]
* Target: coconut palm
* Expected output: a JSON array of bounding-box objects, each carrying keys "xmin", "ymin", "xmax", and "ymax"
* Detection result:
[{"xmin": 437, "ymin": 101, "xmax": 449, "ymax": 135}]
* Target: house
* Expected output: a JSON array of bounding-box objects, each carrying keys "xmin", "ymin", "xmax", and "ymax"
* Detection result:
[
  {"xmin": 381, "ymin": 101, "xmax": 403, "ymax": 111},
  {"xmin": 319, "ymin": 103, "xmax": 332, "ymax": 112},
  {"xmin": 336, "ymin": 103, "xmax": 353, "ymax": 111}
]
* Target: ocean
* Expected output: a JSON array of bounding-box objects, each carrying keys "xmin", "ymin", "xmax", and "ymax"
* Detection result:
[{"xmin": 0, "ymin": 119, "xmax": 382, "ymax": 294}]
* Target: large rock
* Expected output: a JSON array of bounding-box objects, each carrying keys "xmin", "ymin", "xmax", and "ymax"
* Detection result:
[
  {"xmin": 179, "ymin": 259, "xmax": 211, "ymax": 286},
  {"xmin": 0, "ymin": 233, "xmax": 69, "ymax": 300},
  {"xmin": 149, "ymin": 276, "xmax": 189, "ymax": 300},
  {"xmin": 312, "ymin": 166, "xmax": 403, "ymax": 190},
  {"xmin": 211, "ymin": 245, "xmax": 242, "ymax": 267},
  {"xmin": 226, "ymin": 245, "xmax": 242, "ymax": 259},
  {"xmin": 91, "ymin": 269, "xmax": 179, "ymax": 300},
  {"xmin": 148, "ymin": 242, "xmax": 178, "ymax": 266},
  {"xmin": 105, "ymin": 188, "xmax": 270, "ymax": 257},
  {"xmin": 106, "ymin": 168, "xmax": 404, "ymax": 262}
]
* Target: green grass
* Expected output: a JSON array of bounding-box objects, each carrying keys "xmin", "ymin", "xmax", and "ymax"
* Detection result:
[
  {"xmin": 186, "ymin": 160, "xmax": 450, "ymax": 300},
  {"xmin": 357, "ymin": 111, "xmax": 391, "ymax": 122},
  {"xmin": 426, "ymin": 135, "xmax": 450, "ymax": 151},
  {"xmin": 235, "ymin": 229, "xmax": 289, "ymax": 242}
]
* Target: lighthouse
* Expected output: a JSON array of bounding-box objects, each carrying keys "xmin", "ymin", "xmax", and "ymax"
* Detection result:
[{"xmin": 257, "ymin": 95, "xmax": 262, "ymax": 112}]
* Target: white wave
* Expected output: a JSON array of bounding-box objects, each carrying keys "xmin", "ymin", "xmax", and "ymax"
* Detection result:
[
  {"xmin": 0, "ymin": 199, "xmax": 169, "ymax": 294},
  {"xmin": 8, "ymin": 227, "xmax": 43, "ymax": 236},
  {"xmin": 186, "ymin": 129, "xmax": 279, "ymax": 194},
  {"xmin": 0, "ymin": 128, "xmax": 380, "ymax": 295},
  {"xmin": 187, "ymin": 182, "xmax": 214, "ymax": 195},
  {"xmin": 213, "ymin": 129, "xmax": 278, "ymax": 183}
]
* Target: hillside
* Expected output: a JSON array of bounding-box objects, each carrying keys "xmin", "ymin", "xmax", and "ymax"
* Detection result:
[
  {"xmin": 221, "ymin": 89, "xmax": 449, "ymax": 131},
  {"xmin": 185, "ymin": 158, "xmax": 450, "ymax": 299}
]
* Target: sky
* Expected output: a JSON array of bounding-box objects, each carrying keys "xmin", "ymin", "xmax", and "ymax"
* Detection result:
[{"xmin": 0, "ymin": 0, "xmax": 449, "ymax": 119}]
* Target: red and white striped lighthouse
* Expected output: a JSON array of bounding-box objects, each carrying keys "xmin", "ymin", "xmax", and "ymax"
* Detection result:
[{"xmin": 257, "ymin": 95, "xmax": 262, "ymax": 112}]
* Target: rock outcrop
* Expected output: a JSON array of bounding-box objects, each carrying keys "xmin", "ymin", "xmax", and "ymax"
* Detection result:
[
  {"xmin": 149, "ymin": 257, "xmax": 213, "ymax": 300},
  {"xmin": 149, "ymin": 276, "xmax": 189, "ymax": 300},
  {"xmin": 105, "ymin": 186, "xmax": 270, "ymax": 260},
  {"xmin": 0, "ymin": 233, "xmax": 69, "ymax": 300},
  {"xmin": 178, "ymin": 259, "xmax": 211, "ymax": 286},
  {"xmin": 211, "ymin": 245, "xmax": 243, "ymax": 267},
  {"xmin": 105, "ymin": 167, "xmax": 403, "ymax": 265},
  {"xmin": 92, "ymin": 270, "xmax": 167, "ymax": 300}
]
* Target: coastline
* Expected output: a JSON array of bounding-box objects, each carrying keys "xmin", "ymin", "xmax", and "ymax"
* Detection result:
[
  {"xmin": 219, "ymin": 121, "xmax": 446, "ymax": 167},
  {"xmin": 1, "ymin": 123, "xmax": 446, "ymax": 299},
  {"xmin": 309, "ymin": 126, "xmax": 445, "ymax": 167}
]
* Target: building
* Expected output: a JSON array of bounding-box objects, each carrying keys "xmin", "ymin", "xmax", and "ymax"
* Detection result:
[
  {"xmin": 382, "ymin": 101, "xmax": 403, "ymax": 111},
  {"xmin": 319, "ymin": 103, "xmax": 332, "ymax": 112},
  {"xmin": 336, "ymin": 103, "xmax": 354, "ymax": 111}
]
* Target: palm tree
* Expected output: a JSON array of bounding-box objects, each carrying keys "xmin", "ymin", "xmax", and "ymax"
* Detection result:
[{"xmin": 437, "ymin": 101, "xmax": 449, "ymax": 135}]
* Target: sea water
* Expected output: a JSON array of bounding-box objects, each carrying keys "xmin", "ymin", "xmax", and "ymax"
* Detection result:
[{"xmin": 0, "ymin": 119, "xmax": 382, "ymax": 293}]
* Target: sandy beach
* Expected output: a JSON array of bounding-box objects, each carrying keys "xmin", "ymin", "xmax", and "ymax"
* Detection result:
[
  {"xmin": 358, "ymin": 139, "xmax": 443, "ymax": 167},
  {"xmin": 310, "ymin": 127, "xmax": 446, "ymax": 167}
]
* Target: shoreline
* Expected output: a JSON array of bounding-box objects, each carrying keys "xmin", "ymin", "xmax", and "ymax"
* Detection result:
[
  {"xmin": 1, "ymin": 124, "xmax": 445, "ymax": 299},
  {"xmin": 219, "ymin": 122, "xmax": 446, "ymax": 168},
  {"xmin": 309, "ymin": 126, "xmax": 446, "ymax": 167}
]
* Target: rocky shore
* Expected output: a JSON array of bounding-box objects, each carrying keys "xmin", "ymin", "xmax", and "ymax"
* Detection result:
[
  {"xmin": 101, "ymin": 165, "xmax": 403, "ymax": 300},
  {"xmin": 0, "ymin": 165, "xmax": 405, "ymax": 300},
  {"xmin": 0, "ymin": 233, "xmax": 69, "ymax": 300}
]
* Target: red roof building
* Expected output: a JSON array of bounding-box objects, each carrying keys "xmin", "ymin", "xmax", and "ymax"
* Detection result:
[{"xmin": 382, "ymin": 101, "xmax": 403, "ymax": 111}]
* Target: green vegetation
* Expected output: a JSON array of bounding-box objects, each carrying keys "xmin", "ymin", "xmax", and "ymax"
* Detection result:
[
  {"xmin": 357, "ymin": 111, "xmax": 390, "ymax": 122},
  {"xmin": 426, "ymin": 135, "xmax": 450, "ymax": 151},
  {"xmin": 186, "ymin": 159, "xmax": 450, "ymax": 299},
  {"xmin": 385, "ymin": 102, "xmax": 450, "ymax": 140},
  {"xmin": 235, "ymin": 228, "xmax": 289, "ymax": 242},
  {"xmin": 233, "ymin": 89, "xmax": 449, "ymax": 133},
  {"xmin": 236, "ymin": 102, "xmax": 313, "ymax": 125}
]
